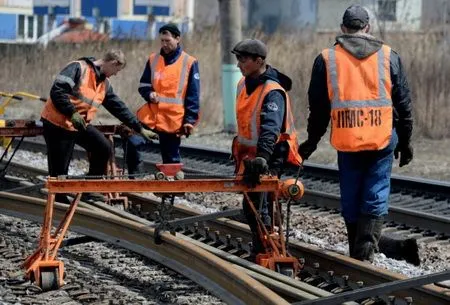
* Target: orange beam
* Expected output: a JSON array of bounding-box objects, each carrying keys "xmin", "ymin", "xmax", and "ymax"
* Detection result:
[{"xmin": 46, "ymin": 177, "xmax": 280, "ymax": 193}]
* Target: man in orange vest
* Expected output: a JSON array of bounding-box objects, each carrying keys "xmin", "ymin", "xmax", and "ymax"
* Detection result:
[
  {"xmin": 231, "ymin": 39, "xmax": 302, "ymax": 258},
  {"xmin": 125, "ymin": 23, "xmax": 200, "ymax": 176},
  {"xmin": 299, "ymin": 5, "xmax": 415, "ymax": 263},
  {"xmin": 41, "ymin": 50, "xmax": 157, "ymax": 204}
]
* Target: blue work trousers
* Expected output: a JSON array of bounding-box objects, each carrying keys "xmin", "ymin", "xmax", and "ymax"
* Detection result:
[
  {"xmin": 125, "ymin": 132, "xmax": 181, "ymax": 175},
  {"xmin": 337, "ymin": 130, "xmax": 398, "ymax": 223}
]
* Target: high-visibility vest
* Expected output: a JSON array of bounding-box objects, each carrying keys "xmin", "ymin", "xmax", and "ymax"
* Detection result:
[
  {"xmin": 322, "ymin": 44, "xmax": 393, "ymax": 152},
  {"xmin": 137, "ymin": 51, "xmax": 196, "ymax": 133},
  {"xmin": 232, "ymin": 78, "xmax": 302, "ymax": 174},
  {"xmin": 41, "ymin": 60, "xmax": 107, "ymax": 131}
]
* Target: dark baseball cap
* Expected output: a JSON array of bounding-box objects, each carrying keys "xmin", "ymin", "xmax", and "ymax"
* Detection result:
[
  {"xmin": 342, "ymin": 5, "xmax": 369, "ymax": 29},
  {"xmin": 231, "ymin": 39, "xmax": 267, "ymax": 59},
  {"xmin": 159, "ymin": 23, "xmax": 180, "ymax": 37}
]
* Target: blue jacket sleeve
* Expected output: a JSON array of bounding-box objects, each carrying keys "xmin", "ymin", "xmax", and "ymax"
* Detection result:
[
  {"xmin": 183, "ymin": 61, "xmax": 200, "ymax": 125},
  {"xmin": 138, "ymin": 60, "xmax": 153, "ymax": 103},
  {"xmin": 256, "ymin": 90, "xmax": 286, "ymax": 161}
]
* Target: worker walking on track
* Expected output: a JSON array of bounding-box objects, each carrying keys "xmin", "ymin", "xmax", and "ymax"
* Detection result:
[
  {"xmin": 41, "ymin": 50, "xmax": 157, "ymax": 204},
  {"xmin": 231, "ymin": 39, "xmax": 302, "ymax": 259},
  {"xmin": 298, "ymin": 5, "xmax": 415, "ymax": 263},
  {"xmin": 125, "ymin": 23, "xmax": 200, "ymax": 176}
]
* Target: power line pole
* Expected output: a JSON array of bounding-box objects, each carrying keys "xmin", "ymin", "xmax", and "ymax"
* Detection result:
[{"xmin": 218, "ymin": 0, "xmax": 242, "ymax": 133}]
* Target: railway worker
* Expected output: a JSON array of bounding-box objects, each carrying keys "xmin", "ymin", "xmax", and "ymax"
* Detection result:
[
  {"xmin": 298, "ymin": 5, "xmax": 414, "ymax": 263},
  {"xmin": 125, "ymin": 23, "xmax": 200, "ymax": 176},
  {"xmin": 231, "ymin": 39, "xmax": 302, "ymax": 258},
  {"xmin": 41, "ymin": 50, "xmax": 157, "ymax": 204}
]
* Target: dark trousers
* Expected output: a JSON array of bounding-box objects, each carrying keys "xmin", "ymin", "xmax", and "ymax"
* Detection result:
[
  {"xmin": 338, "ymin": 129, "xmax": 398, "ymax": 223},
  {"xmin": 43, "ymin": 120, "xmax": 111, "ymax": 203},
  {"xmin": 126, "ymin": 132, "xmax": 181, "ymax": 175}
]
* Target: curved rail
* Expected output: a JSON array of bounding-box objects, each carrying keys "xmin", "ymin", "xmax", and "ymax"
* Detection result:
[
  {"xmin": 126, "ymin": 193, "xmax": 450, "ymax": 305},
  {"xmin": 0, "ymin": 191, "xmax": 289, "ymax": 305}
]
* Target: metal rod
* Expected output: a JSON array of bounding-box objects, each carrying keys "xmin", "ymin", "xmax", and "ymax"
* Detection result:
[{"xmin": 158, "ymin": 208, "xmax": 242, "ymax": 228}]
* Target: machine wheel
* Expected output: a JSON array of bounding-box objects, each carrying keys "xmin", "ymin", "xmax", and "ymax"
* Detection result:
[
  {"xmin": 155, "ymin": 172, "xmax": 166, "ymax": 180},
  {"xmin": 40, "ymin": 268, "xmax": 59, "ymax": 291},
  {"xmin": 276, "ymin": 264, "xmax": 295, "ymax": 278}
]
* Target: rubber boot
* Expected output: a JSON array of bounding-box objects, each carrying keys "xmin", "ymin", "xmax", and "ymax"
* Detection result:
[
  {"xmin": 345, "ymin": 221, "xmax": 357, "ymax": 257},
  {"xmin": 353, "ymin": 215, "xmax": 384, "ymax": 262},
  {"xmin": 378, "ymin": 233, "xmax": 420, "ymax": 266}
]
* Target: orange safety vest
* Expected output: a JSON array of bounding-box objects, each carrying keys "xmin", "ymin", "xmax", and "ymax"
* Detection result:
[
  {"xmin": 137, "ymin": 51, "xmax": 196, "ymax": 133},
  {"xmin": 41, "ymin": 60, "xmax": 107, "ymax": 131},
  {"xmin": 322, "ymin": 44, "xmax": 393, "ymax": 152},
  {"xmin": 232, "ymin": 78, "xmax": 302, "ymax": 174}
]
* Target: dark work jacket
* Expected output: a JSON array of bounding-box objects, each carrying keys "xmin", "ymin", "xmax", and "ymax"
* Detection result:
[
  {"xmin": 138, "ymin": 46, "xmax": 200, "ymax": 125},
  {"xmin": 307, "ymin": 34, "xmax": 413, "ymax": 147},
  {"xmin": 46, "ymin": 57, "xmax": 143, "ymax": 132}
]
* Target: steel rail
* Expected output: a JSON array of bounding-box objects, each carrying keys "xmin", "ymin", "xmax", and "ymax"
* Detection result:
[
  {"xmin": 126, "ymin": 193, "xmax": 450, "ymax": 305},
  {"xmin": 301, "ymin": 190, "xmax": 450, "ymax": 234},
  {"xmin": 2, "ymin": 162, "xmax": 450, "ymax": 303},
  {"xmin": 15, "ymin": 137, "xmax": 450, "ymax": 197},
  {"xmin": 0, "ymin": 191, "xmax": 290, "ymax": 305}
]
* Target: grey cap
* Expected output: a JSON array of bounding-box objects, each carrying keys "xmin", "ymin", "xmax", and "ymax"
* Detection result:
[
  {"xmin": 231, "ymin": 39, "xmax": 267, "ymax": 59},
  {"xmin": 342, "ymin": 5, "xmax": 369, "ymax": 29}
]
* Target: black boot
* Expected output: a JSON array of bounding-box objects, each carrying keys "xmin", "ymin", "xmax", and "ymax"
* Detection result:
[
  {"xmin": 345, "ymin": 221, "xmax": 357, "ymax": 257},
  {"xmin": 353, "ymin": 215, "xmax": 384, "ymax": 262},
  {"xmin": 378, "ymin": 233, "xmax": 420, "ymax": 266}
]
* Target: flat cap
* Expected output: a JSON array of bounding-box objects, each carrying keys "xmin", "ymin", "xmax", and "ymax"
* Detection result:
[
  {"xmin": 159, "ymin": 23, "xmax": 180, "ymax": 37},
  {"xmin": 342, "ymin": 5, "xmax": 369, "ymax": 29},
  {"xmin": 231, "ymin": 39, "xmax": 267, "ymax": 59}
]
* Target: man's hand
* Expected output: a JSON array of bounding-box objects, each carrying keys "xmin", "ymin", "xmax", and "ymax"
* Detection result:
[
  {"xmin": 149, "ymin": 92, "xmax": 158, "ymax": 103},
  {"xmin": 139, "ymin": 127, "xmax": 159, "ymax": 141},
  {"xmin": 183, "ymin": 123, "xmax": 194, "ymax": 137},
  {"xmin": 70, "ymin": 112, "xmax": 86, "ymax": 131},
  {"xmin": 394, "ymin": 143, "xmax": 413, "ymax": 167},
  {"xmin": 243, "ymin": 157, "xmax": 269, "ymax": 188},
  {"xmin": 298, "ymin": 139, "xmax": 317, "ymax": 161}
]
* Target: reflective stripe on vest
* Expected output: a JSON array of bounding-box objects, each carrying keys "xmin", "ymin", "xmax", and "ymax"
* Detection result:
[
  {"xmin": 136, "ymin": 51, "xmax": 196, "ymax": 133},
  {"xmin": 236, "ymin": 81, "xmax": 270, "ymax": 146},
  {"xmin": 150, "ymin": 53, "xmax": 190, "ymax": 105},
  {"xmin": 41, "ymin": 60, "xmax": 106, "ymax": 131},
  {"xmin": 323, "ymin": 44, "xmax": 393, "ymax": 151},
  {"xmin": 234, "ymin": 78, "xmax": 302, "ymax": 168}
]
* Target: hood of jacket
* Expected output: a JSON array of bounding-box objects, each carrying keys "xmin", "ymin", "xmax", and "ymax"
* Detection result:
[
  {"xmin": 245, "ymin": 65, "xmax": 292, "ymax": 95},
  {"xmin": 335, "ymin": 33, "xmax": 383, "ymax": 59}
]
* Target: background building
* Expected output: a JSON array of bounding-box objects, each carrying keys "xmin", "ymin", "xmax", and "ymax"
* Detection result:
[{"xmin": 0, "ymin": 0, "xmax": 449, "ymax": 44}]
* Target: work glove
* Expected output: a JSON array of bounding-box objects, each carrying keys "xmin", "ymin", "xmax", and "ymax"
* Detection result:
[
  {"xmin": 70, "ymin": 112, "xmax": 86, "ymax": 131},
  {"xmin": 182, "ymin": 123, "xmax": 194, "ymax": 137},
  {"xmin": 243, "ymin": 157, "xmax": 269, "ymax": 188},
  {"xmin": 298, "ymin": 139, "xmax": 318, "ymax": 161},
  {"xmin": 117, "ymin": 124, "xmax": 133, "ymax": 138},
  {"xmin": 139, "ymin": 127, "xmax": 159, "ymax": 142},
  {"xmin": 394, "ymin": 143, "xmax": 413, "ymax": 167}
]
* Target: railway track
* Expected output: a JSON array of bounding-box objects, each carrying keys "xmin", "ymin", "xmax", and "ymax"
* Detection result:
[
  {"xmin": 11, "ymin": 137, "xmax": 450, "ymax": 238},
  {"xmin": 1, "ymin": 159, "xmax": 450, "ymax": 304}
]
